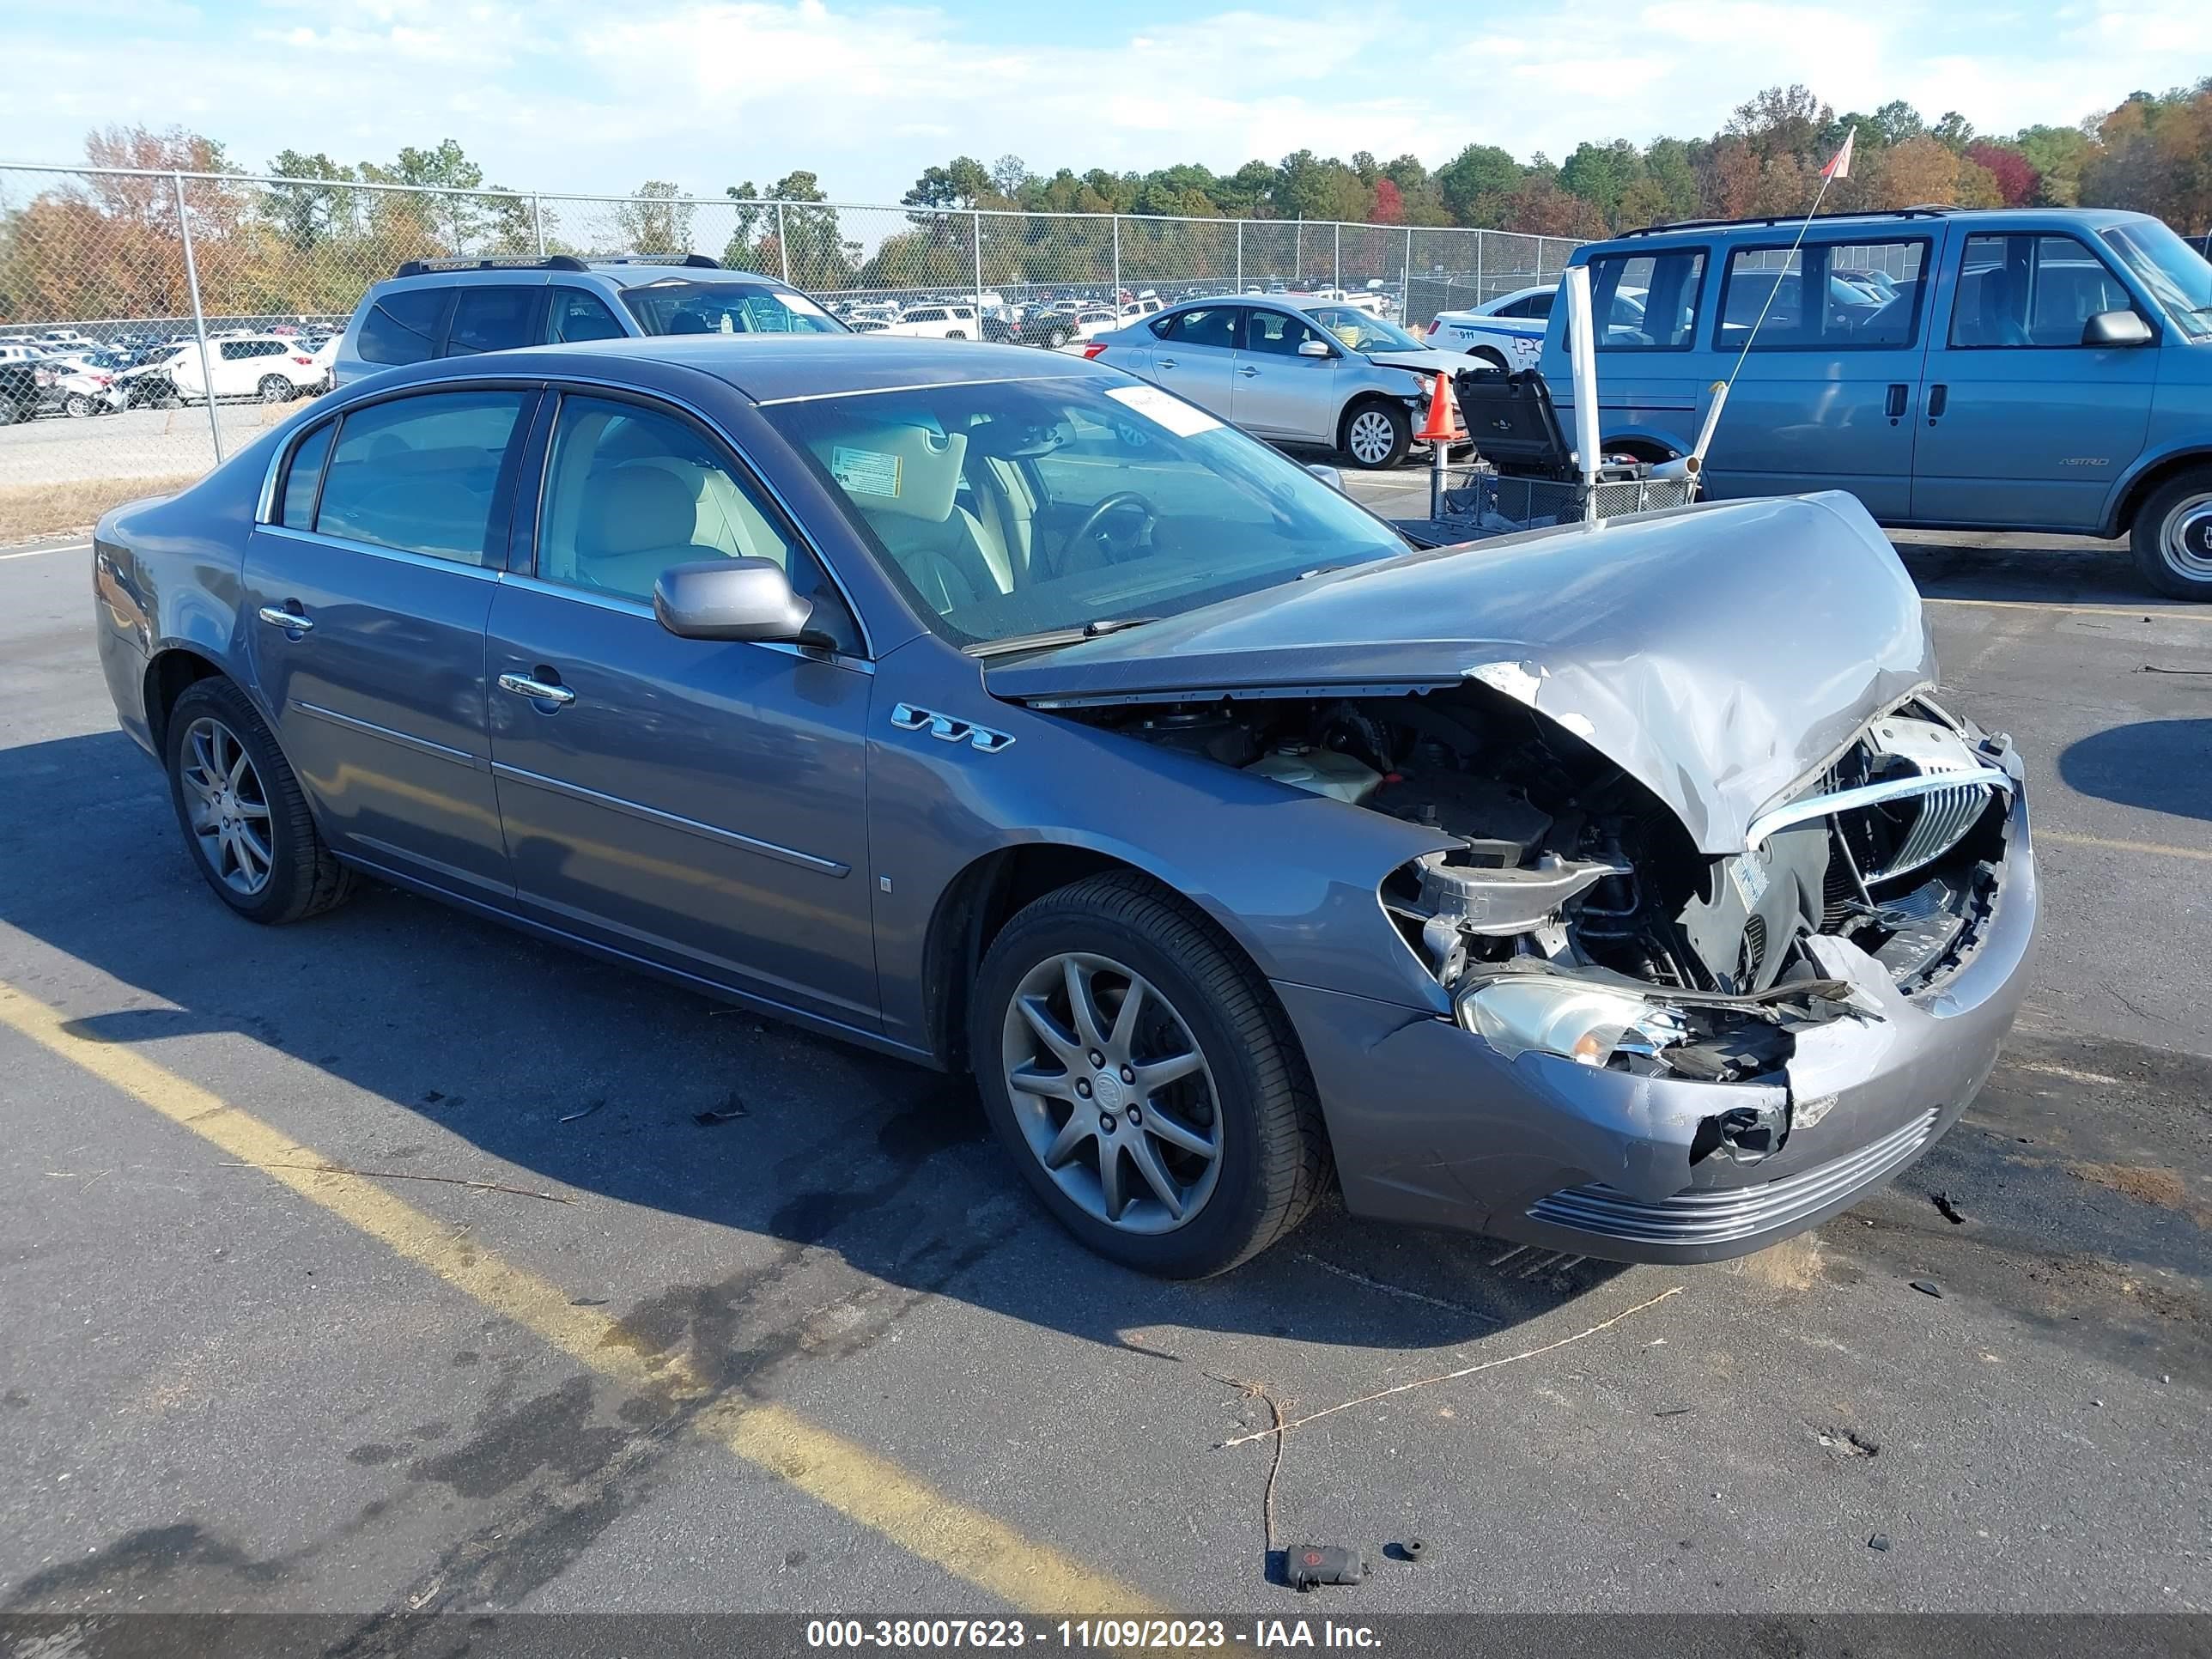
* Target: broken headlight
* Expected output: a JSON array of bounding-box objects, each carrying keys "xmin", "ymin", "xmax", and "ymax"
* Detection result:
[{"xmin": 1455, "ymin": 975, "xmax": 1687, "ymax": 1067}]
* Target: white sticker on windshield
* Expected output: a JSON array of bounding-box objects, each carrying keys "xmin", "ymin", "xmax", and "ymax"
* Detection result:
[
  {"xmin": 830, "ymin": 446, "xmax": 902, "ymax": 497},
  {"xmin": 781, "ymin": 291, "xmax": 830, "ymax": 317},
  {"xmin": 1104, "ymin": 384, "xmax": 1223, "ymax": 438}
]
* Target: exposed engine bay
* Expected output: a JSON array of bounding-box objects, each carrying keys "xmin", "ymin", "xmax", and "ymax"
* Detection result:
[{"xmin": 1070, "ymin": 684, "xmax": 2014, "ymax": 1109}]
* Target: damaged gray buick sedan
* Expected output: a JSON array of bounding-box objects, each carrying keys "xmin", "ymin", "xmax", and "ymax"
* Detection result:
[{"xmin": 93, "ymin": 336, "xmax": 2037, "ymax": 1277}]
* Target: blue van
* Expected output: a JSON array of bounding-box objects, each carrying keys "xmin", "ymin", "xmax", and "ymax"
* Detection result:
[{"xmin": 1537, "ymin": 207, "xmax": 2212, "ymax": 599}]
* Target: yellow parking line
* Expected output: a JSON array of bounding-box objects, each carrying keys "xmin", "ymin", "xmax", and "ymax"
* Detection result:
[
  {"xmin": 0, "ymin": 978, "xmax": 1166, "ymax": 1619},
  {"xmin": 1921, "ymin": 595, "xmax": 2212, "ymax": 622},
  {"xmin": 2037, "ymin": 828, "xmax": 2212, "ymax": 863}
]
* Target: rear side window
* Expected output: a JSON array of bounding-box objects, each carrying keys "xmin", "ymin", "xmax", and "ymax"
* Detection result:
[
  {"xmin": 1163, "ymin": 307, "xmax": 1239, "ymax": 349},
  {"xmin": 356, "ymin": 288, "xmax": 455, "ymax": 366},
  {"xmin": 1499, "ymin": 291, "xmax": 1553, "ymax": 319},
  {"xmin": 1718, "ymin": 240, "xmax": 1926, "ymax": 351},
  {"xmin": 546, "ymin": 289, "xmax": 626, "ymax": 343},
  {"xmin": 1584, "ymin": 250, "xmax": 1705, "ymax": 349},
  {"xmin": 1951, "ymin": 234, "xmax": 2139, "ymax": 348},
  {"xmin": 314, "ymin": 390, "xmax": 531, "ymax": 565},
  {"xmin": 278, "ymin": 421, "xmax": 334, "ymax": 530},
  {"xmin": 445, "ymin": 287, "xmax": 538, "ymax": 356}
]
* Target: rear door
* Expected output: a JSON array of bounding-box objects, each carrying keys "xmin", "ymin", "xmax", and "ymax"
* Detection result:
[
  {"xmin": 1910, "ymin": 228, "xmax": 2160, "ymax": 528},
  {"xmin": 242, "ymin": 386, "xmax": 537, "ymax": 897},
  {"xmin": 483, "ymin": 388, "xmax": 880, "ymax": 1027},
  {"xmin": 1232, "ymin": 307, "xmax": 1339, "ymax": 441},
  {"xmin": 1145, "ymin": 304, "xmax": 1241, "ymax": 422},
  {"xmin": 1701, "ymin": 234, "xmax": 1936, "ymax": 519}
]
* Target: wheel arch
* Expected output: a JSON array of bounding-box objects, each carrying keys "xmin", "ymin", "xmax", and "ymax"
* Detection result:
[
  {"xmin": 920, "ymin": 843, "xmax": 1285, "ymax": 1074},
  {"xmin": 143, "ymin": 647, "xmax": 228, "ymax": 758},
  {"xmin": 2106, "ymin": 447, "xmax": 2212, "ymax": 539}
]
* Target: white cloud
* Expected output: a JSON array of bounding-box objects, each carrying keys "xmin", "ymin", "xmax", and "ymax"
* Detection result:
[{"xmin": 0, "ymin": 0, "xmax": 2205, "ymax": 204}]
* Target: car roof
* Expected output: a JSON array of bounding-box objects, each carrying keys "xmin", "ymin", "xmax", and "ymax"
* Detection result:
[
  {"xmin": 441, "ymin": 333, "xmax": 1101, "ymax": 404},
  {"xmin": 1585, "ymin": 205, "xmax": 2160, "ymax": 256},
  {"xmin": 372, "ymin": 263, "xmax": 800, "ymax": 295}
]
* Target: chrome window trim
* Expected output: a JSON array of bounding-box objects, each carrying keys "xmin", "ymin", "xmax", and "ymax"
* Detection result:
[
  {"xmin": 1745, "ymin": 766, "xmax": 2012, "ymax": 852},
  {"xmin": 752, "ymin": 374, "xmax": 1067, "ymax": 406},
  {"xmin": 489, "ymin": 760, "xmax": 848, "ymax": 877},
  {"xmin": 256, "ymin": 522, "xmax": 505, "ymax": 579}
]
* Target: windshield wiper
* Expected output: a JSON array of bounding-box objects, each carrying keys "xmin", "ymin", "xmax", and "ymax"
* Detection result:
[{"xmin": 966, "ymin": 617, "xmax": 1159, "ymax": 659}]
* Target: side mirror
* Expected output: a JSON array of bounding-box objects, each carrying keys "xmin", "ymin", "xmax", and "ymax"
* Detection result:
[
  {"xmin": 1297, "ymin": 337, "xmax": 1334, "ymax": 358},
  {"xmin": 653, "ymin": 558, "xmax": 825, "ymax": 646},
  {"xmin": 2082, "ymin": 309, "xmax": 2154, "ymax": 347},
  {"xmin": 1304, "ymin": 463, "xmax": 1346, "ymax": 492}
]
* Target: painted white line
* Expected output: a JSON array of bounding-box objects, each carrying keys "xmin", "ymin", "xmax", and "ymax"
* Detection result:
[
  {"xmin": 2006, "ymin": 1060, "xmax": 2128, "ymax": 1089},
  {"xmin": 2039, "ymin": 828, "xmax": 2212, "ymax": 864},
  {"xmin": 0, "ymin": 542, "xmax": 91, "ymax": 562},
  {"xmin": 1922, "ymin": 595, "xmax": 2212, "ymax": 623}
]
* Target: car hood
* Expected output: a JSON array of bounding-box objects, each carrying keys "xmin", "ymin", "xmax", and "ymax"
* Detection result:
[
  {"xmin": 987, "ymin": 492, "xmax": 1934, "ymax": 853},
  {"xmin": 1361, "ymin": 348, "xmax": 1454, "ymax": 375}
]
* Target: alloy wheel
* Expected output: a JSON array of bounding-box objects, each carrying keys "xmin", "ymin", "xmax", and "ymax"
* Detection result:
[
  {"xmin": 179, "ymin": 716, "xmax": 275, "ymax": 895},
  {"xmin": 1000, "ymin": 951, "xmax": 1222, "ymax": 1234},
  {"xmin": 1347, "ymin": 409, "xmax": 1396, "ymax": 465}
]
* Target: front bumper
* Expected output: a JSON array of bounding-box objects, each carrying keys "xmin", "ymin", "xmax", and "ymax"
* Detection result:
[{"xmin": 1281, "ymin": 753, "xmax": 2037, "ymax": 1264}]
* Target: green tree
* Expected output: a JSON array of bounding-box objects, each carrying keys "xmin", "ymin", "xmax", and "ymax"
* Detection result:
[
  {"xmin": 616, "ymin": 179, "xmax": 695, "ymax": 254},
  {"xmin": 263, "ymin": 149, "xmax": 358, "ymax": 252},
  {"xmin": 1435, "ymin": 143, "xmax": 1521, "ymax": 223}
]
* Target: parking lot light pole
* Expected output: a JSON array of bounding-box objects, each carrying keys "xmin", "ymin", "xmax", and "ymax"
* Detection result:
[{"xmin": 171, "ymin": 172, "xmax": 223, "ymax": 465}]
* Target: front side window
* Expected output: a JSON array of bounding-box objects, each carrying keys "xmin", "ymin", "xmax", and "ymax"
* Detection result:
[
  {"xmin": 1719, "ymin": 240, "xmax": 1923, "ymax": 350},
  {"xmin": 1499, "ymin": 291, "xmax": 1553, "ymax": 319},
  {"xmin": 314, "ymin": 390, "xmax": 530, "ymax": 565},
  {"xmin": 1952, "ymin": 234, "xmax": 2148, "ymax": 348},
  {"xmin": 1585, "ymin": 249, "xmax": 1706, "ymax": 349},
  {"xmin": 278, "ymin": 420, "xmax": 334, "ymax": 530},
  {"xmin": 546, "ymin": 289, "xmax": 626, "ymax": 343},
  {"xmin": 618, "ymin": 280, "xmax": 845, "ymax": 336},
  {"xmin": 1243, "ymin": 311, "xmax": 1330, "ymax": 356},
  {"xmin": 1304, "ymin": 306, "xmax": 1425, "ymax": 352},
  {"xmin": 2101, "ymin": 219, "xmax": 2211, "ymax": 343},
  {"xmin": 536, "ymin": 394, "xmax": 854, "ymax": 645},
  {"xmin": 763, "ymin": 375, "xmax": 1405, "ymax": 647},
  {"xmin": 445, "ymin": 286, "xmax": 538, "ymax": 356},
  {"xmin": 356, "ymin": 288, "xmax": 455, "ymax": 366}
]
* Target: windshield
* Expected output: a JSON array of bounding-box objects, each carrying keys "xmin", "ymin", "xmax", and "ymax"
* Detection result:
[
  {"xmin": 763, "ymin": 374, "xmax": 1407, "ymax": 648},
  {"xmin": 2100, "ymin": 221, "xmax": 2212, "ymax": 343},
  {"xmin": 1303, "ymin": 306, "xmax": 1425, "ymax": 352},
  {"xmin": 618, "ymin": 280, "xmax": 848, "ymax": 337}
]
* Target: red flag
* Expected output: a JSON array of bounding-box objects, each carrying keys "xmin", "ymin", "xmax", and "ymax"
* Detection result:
[{"xmin": 1821, "ymin": 127, "xmax": 1856, "ymax": 181}]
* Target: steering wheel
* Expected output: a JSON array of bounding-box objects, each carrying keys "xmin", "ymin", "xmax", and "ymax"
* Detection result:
[{"xmin": 1064, "ymin": 490, "xmax": 1158, "ymax": 571}]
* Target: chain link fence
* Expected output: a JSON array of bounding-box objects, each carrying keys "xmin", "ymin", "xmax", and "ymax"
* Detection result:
[{"xmin": 0, "ymin": 162, "xmax": 1579, "ymax": 539}]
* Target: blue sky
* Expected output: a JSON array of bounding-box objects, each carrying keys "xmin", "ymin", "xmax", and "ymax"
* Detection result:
[{"xmin": 3, "ymin": 0, "xmax": 2207, "ymax": 203}]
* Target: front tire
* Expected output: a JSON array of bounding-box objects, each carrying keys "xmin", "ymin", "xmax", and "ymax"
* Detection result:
[
  {"xmin": 164, "ymin": 678, "xmax": 355, "ymax": 924},
  {"xmin": 1340, "ymin": 398, "xmax": 1412, "ymax": 470},
  {"xmin": 969, "ymin": 872, "xmax": 1329, "ymax": 1278},
  {"xmin": 1043, "ymin": 325, "xmax": 1070, "ymax": 349},
  {"xmin": 2130, "ymin": 469, "xmax": 2212, "ymax": 601},
  {"xmin": 64, "ymin": 393, "xmax": 94, "ymax": 418},
  {"xmin": 1468, "ymin": 347, "xmax": 1509, "ymax": 372}
]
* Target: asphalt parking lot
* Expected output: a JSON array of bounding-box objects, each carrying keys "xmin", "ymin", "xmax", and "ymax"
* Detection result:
[{"xmin": 2, "ymin": 495, "xmax": 2209, "ymax": 1630}]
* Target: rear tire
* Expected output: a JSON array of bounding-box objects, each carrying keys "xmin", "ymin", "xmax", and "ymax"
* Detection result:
[
  {"xmin": 163, "ymin": 678, "xmax": 356, "ymax": 925},
  {"xmin": 1340, "ymin": 398, "xmax": 1412, "ymax": 470},
  {"xmin": 1468, "ymin": 347, "xmax": 1509, "ymax": 372},
  {"xmin": 257, "ymin": 374, "xmax": 290, "ymax": 404},
  {"xmin": 969, "ymin": 872, "xmax": 1329, "ymax": 1278},
  {"xmin": 1044, "ymin": 326, "xmax": 1070, "ymax": 349},
  {"xmin": 0, "ymin": 395, "xmax": 21, "ymax": 425},
  {"xmin": 2130, "ymin": 468, "xmax": 2212, "ymax": 601},
  {"xmin": 64, "ymin": 393, "xmax": 94, "ymax": 419}
]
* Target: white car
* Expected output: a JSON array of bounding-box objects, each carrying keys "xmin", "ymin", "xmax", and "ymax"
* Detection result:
[
  {"xmin": 168, "ymin": 334, "xmax": 325, "ymax": 404},
  {"xmin": 879, "ymin": 303, "xmax": 982, "ymax": 340},
  {"xmin": 1424, "ymin": 283, "xmax": 1555, "ymax": 370}
]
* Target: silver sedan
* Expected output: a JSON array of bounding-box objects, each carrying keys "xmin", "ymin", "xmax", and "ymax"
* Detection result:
[{"xmin": 1083, "ymin": 298, "xmax": 1455, "ymax": 469}]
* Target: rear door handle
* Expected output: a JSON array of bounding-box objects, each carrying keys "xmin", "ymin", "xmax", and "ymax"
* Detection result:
[
  {"xmin": 498, "ymin": 671, "xmax": 575, "ymax": 708},
  {"xmin": 1154, "ymin": 356, "xmax": 1176, "ymax": 368},
  {"xmin": 256, "ymin": 604, "xmax": 313, "ymax": 635},
  {"xmin": 1884, "ymin": 383, "xmax": 1909, "ymax": 421},
  {"xmin": 1237, "ymin": 365, "xmax": 1260, "ymax": 377},
  {"xmin": 1927, "ymin": 384, "xmax": 1948, "ymax": 422}
]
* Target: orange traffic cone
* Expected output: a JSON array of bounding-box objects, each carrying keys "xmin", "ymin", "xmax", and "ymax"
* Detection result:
[{"xmin": 1414, "ymin": 370, "xmax": 1466, "ymax": 445}]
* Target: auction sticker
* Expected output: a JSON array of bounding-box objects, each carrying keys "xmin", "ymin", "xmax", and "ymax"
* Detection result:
[
  {"xmin": 830, "ymin": 446, "xmax": 902, "ymax": 497},
  {"xmin": 1104, "ymin": 384, "xmax": 1222, "ymax": 438}
]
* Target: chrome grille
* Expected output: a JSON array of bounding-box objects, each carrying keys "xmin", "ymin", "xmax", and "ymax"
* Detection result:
[
  {"xmin": 1868, "ymin": 779, "xmax": 1991, "ymax": 881},
  {"xmin": 1527, "ymin": 1110, "xmax": 1940, "ymax": 1248}
]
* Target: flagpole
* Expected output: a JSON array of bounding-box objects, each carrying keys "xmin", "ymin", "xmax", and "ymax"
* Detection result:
[{"xmin": 1721, "ymin": 125, "xmax": 1856, "ymax": 396}]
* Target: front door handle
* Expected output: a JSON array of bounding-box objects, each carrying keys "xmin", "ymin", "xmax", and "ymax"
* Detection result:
[
  {"xmin": 1884, "ymin": 383, "xmax": 1909, "ymax": 421},
  {"xmin": 1237, "ymin": 365, "xmax": 1260, "ymax": 377},
  {"xmin": 498, "ymin": 671, "xmax": 575, "ymax": 708},
  {"xmin": 1153, "ymin": 356, "xmax": 1177, "ymax": 368},
  {"xmin": 256, "ymin": 604, "xmax": 313, "ymax": 635},
  {"xmin": 1927, "ymin": 384, "xmax": 1948, "ymax": 423}
]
